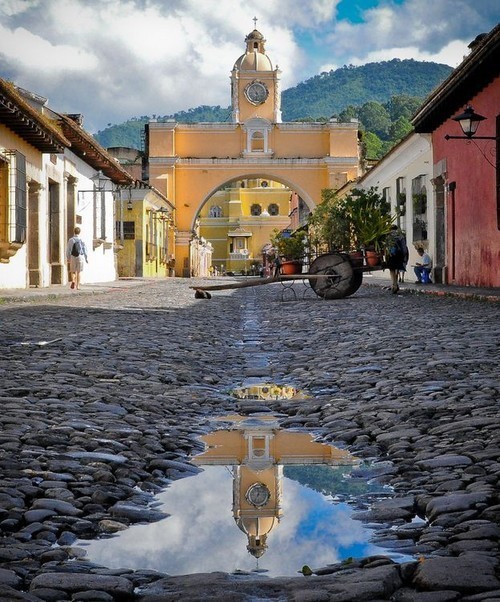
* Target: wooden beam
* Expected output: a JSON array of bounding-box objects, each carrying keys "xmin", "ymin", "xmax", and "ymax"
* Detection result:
[{"xmin": 190, "ymin": 274, "xmax": 332, "ymax": 292}]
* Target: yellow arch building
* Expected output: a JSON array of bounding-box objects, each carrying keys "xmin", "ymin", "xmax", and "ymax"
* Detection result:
[{"xmin": 146, "ymin": 27, "xmax": 362, "ymax": 276}]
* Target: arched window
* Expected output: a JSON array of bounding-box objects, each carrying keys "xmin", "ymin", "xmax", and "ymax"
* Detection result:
[
  {"xmin": 268, "ymin": 203, "xmax": 279, "ymax": 216},
  {"xmin": 250, "ymin": 204, "xmax": 262, "ymax": 216},
  {"xmin": 243, "ymin": 118, "xmax": 272, "ymax": 156},
  {"xmin": 208, "ymin": 205, "xmax": 222, "ymax": 218},
  {"xmin": 251, "ymin": 131, "xmax": 264, "ymax": 152}
]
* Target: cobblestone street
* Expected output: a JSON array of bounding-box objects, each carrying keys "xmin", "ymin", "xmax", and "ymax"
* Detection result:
[{"xmin": 0, "ymin": 278, "xmax": 499, "ymax": 601}]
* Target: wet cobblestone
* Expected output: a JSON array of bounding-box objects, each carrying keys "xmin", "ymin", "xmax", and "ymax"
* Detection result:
[{"xmin": 0, "ymin": 278, "xmax": 499, "ymax": 600}]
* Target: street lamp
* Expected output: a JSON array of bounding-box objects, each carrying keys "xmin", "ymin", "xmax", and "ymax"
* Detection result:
[
  {"xmin": 76, "ymin": 170, "xmax": 116, "ymax": 245},
  {"xmin": 90, "ymin": 170, "xmax": 113, "ymax": 191},
  {"xmin": 445, "ymin": 105, "xmax": 496, "ymax": 140},
  {"xmin": 154, "ymin": 207, "xmax": 170, "ymax": 221}
]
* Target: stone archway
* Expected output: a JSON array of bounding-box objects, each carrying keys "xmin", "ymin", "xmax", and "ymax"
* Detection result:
[
  {"xmin": 147, "ymin": 128, "xmax": 360, "ymax": 276},
  {"xmin": 145, "ymin": 27, "xmax": 360, "ymax": 276},
  {"xmin": 195, "ymin": 174, "xmax": 307, "ymax": 275},
  {"xmin": 191, "ymin": 172, "xmax": 315, "ymax": 232}
]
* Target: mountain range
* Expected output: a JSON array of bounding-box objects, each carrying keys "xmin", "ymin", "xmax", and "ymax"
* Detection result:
[{"xmin": 94, "ymin": 58, "xmax": 452, "ymax": 152}]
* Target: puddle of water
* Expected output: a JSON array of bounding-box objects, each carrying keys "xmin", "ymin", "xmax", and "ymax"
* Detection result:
[
  {"xmin": 231, "ymin": 384, "xmax": 305, "ymax": 400},
  {"xmin": 81, "ymin": 415, "xmax": 411, "ymax": 576}
]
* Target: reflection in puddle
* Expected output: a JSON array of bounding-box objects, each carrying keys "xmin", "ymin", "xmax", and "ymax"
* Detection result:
[
  {"xmin": 192, "ymin": 415, "xmax": 357, "ymax": 561},
  {"xmin": 231, "ymin": 383, "xmax": 304, "ymax": 400},
  {"xmin": 82, "ymin": 416, "xmax": 410, "ymax": 576}
]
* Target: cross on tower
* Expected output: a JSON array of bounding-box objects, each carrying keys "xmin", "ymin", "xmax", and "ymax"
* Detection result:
[{"xmin": 253, "ymin": 16, "xmax": 258, "ymax": 29}]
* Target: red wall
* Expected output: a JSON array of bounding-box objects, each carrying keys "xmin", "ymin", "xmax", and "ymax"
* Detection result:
[{"xmin": 432, "ymin": 78, "xmax": 499, "ymax": 287}]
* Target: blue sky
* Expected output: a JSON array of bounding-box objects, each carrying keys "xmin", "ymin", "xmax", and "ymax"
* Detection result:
[
  {"xmin": 0, "ymin": 0, "xmax": 498, "ymax": 132},
  {"xmin": 337, "ymin": 0, "xmax": 404, "ymax": 22}
]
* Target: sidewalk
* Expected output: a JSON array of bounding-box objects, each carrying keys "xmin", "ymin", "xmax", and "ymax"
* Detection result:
[
  {"xmin": 0, "ymin": 277, "xmax": 155, "ymax": 304},
  {"xmin": 1, "ymin": 275, "xmax": 499, "ymax": 304},
  {"xmin": 362, "ymin": 273, "xmax": 500, "ymax": 302}
]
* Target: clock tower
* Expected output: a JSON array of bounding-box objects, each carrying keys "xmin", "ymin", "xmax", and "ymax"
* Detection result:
[{"xmin": 231, "ymin": 24, "xmax": 282, "ymax": 124}]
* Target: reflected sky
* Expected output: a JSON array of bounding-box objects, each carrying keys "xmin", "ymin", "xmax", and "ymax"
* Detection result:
[{"xmin": 81, "ymin": 465, "xmax": 399, "ymax": 577}]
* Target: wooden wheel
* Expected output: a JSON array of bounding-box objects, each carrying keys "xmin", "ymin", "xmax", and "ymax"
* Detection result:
[
  {"xmin": 343, "ymin": 268, "xmax": 363, "ymax": 297},
  {"xmin": 308, "ymin": 253, "xmax": 362, "ymax": 299}
]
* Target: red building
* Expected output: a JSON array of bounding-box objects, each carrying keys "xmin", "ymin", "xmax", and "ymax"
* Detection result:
[{"xmin": 413, "ymin": 24, "xmax": 499, "ymax": 288}]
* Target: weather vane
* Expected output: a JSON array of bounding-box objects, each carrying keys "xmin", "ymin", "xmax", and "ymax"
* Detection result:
[{"xmin": 253, "ymin": 16, "xmax": 258, "ymax": 29}]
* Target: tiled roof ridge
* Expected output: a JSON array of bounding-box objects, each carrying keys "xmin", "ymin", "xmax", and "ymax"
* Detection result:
[{"xmin": 0, "ymin": 77, "xmax": 71, "ymax": 148}]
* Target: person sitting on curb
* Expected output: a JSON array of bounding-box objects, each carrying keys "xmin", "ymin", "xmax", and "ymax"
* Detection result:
[{"xmin": 414, "ymin": 247, "xmax": 432, "ymax": 284}]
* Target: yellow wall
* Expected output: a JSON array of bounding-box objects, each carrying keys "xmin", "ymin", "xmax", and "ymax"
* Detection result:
[
  {"xmin": 152, "ymin": 157, "xmax": 354, "ymax": 234},
  {"xmin": 199, "ymin": 181, "xmax": 292, "ymax": 271},
  {"xmin": 116, "ymin": 200, "xmax": 173, "ymax": 278},
  {"xmin": 272, "ymin": 128, "xmax": 330, "ymax": 157},
  {"xmin": 175, "ymin": 127, "xmax": 242, "ymax": 157},
  {"xmin": 145, "ymin": 28, "xmax": 361, "ymax": 276}
]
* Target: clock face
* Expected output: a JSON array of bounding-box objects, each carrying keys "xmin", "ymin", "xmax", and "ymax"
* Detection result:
[
  {"xmin": 246, "ymin": 483, "xmax": 270, "ymax": 507},
  {"xmin": 245, "ymin": 82, "xmax": 269, "ymax": 105}
]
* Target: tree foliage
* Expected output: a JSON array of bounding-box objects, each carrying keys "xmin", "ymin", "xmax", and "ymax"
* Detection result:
[
  {"xmin": 357, "ymin": 101, "xmax": 391, "ymax": 138},
  {"xmin": 282, "ymin": 59, "xmax": 451, "ymax": 121}
]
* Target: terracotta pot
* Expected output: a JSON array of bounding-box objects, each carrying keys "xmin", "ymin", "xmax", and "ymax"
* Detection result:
[
  {"xmin": 281, "ymin": 260, "xmax": 303, "ymax": 275},
  {"xmin": 365, "ymin": 250, "xmax": 381, "ymax": 266},
  {"xmin": 349, "ymin": 251, "xmax": 363, "ymax": 268}
]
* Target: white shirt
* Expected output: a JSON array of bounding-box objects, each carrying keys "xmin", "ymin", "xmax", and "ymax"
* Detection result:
[{"xmin": 419, "ymin": 252, "xmax": 432, "ymax": 268}]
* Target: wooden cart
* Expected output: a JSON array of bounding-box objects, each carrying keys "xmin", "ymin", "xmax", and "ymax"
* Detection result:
[{"xmin": 191, "ymin": 252, "xmax": 382, "ymax": 300}]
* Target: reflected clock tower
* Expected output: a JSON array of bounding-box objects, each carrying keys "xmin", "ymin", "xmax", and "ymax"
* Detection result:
[{"xmin": 192, "ymin": 415, "xmax": 357, "ymax": 560}]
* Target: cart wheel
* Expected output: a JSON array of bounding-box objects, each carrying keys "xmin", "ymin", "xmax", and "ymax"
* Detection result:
[
  {"xmin": 343, "ymin": 268, "xmax": 363, "ymax": 297},
  {"xmin": 308, "ymin": 253, "xmax": 362, "ymax": 299}
]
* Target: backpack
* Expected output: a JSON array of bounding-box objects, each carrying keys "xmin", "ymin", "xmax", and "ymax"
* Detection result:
[
  {"xmin": 71, "ymin": 239, "xmax": 82, "ymax": 257},
  {"xmin": 389, "ymin": 238, "xmax": 402, "ymax": 257},
  {"xmin": 389, "ymin": 233, "xmax": 408, "ymax": 257}
]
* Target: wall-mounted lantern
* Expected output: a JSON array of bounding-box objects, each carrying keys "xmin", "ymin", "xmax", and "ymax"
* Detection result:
[{"xmin": 445, "ymin": 106, "xmax": 496, "ymax": 140}]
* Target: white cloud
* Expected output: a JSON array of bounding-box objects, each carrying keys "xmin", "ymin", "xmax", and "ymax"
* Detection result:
[
  {"xmin": 84, "ymin": 465, "xmax": 382, "ymax": 576},
  {"xmin": 0, "ymin": 0, "xmax": 37, "ymax": 18},
  {"xmin": 0, "ymin": 0, "xmax": 497, "ymax": 132},
  {"xmin": 320, "ymin": 39, "xmax": 471, "ymax": 73},
  {"xmin": 321, "ymin": 0, "xmax": 498, "ymax": 68},
  {"xmin": 0, "ymin": 24, "xmax": 98, "ymax": 71}
]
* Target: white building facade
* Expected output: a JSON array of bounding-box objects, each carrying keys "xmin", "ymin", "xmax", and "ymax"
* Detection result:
[
  {"xmin": 357, "ymin": 133, "xmax": 440, "ymax": 282},
  {"xmin": 0, "ymin": 79, "xmax": 134, "ymax": 290}
]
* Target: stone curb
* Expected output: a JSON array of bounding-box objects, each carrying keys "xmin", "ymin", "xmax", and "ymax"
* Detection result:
[{"xmin": 363, "ymin": 280, "xmax": 500, "ymax": 303}]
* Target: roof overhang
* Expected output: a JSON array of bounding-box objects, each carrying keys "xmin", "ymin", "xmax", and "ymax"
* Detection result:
[
  {"xmin": 58, "ymin": 114, "xmax": 134, "ymax": 185},
  {"xmin": 0, "ymin": 80, "xmax": 69, "ymax": 153}
]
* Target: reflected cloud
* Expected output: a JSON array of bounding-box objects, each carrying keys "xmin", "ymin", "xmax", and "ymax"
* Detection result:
[{"xmin": 83, "ymin": 417, "xmax": 398, "ymax": 576}]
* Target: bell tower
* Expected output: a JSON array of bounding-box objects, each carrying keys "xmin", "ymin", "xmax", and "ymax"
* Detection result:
[{"xmin": 231, "ymin": 20, "xmax": 282, "ymax": 124}]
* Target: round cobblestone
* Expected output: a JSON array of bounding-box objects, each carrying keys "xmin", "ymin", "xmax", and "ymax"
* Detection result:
[{"xmin": 0, "ymin": 278, "xmax": 498, "ymax": 600}]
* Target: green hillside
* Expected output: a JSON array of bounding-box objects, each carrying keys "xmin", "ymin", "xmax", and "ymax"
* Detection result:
[
  {"xmin": 281, "ymin": 58, "xmax": 451, "ymax": 121},
  {"xmin": 94, "ymin": 59, "xmax": 452, "ymax": 157}
]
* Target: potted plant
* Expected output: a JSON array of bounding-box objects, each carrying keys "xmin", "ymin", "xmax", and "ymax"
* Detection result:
[
  {"xmin": 413, "ymin": 192, "xmax": 427, "ymax": 215},
  {"xmin": 270, "ymin": 229, "xmax": 306, "ymax": 274},
  {"xmin": 307, "ymin": 187, "xmax": 395, "ymax": 267},
  {"xmin": 349, "ymin": 188, "xmax": 395, "ymax": 266}
]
